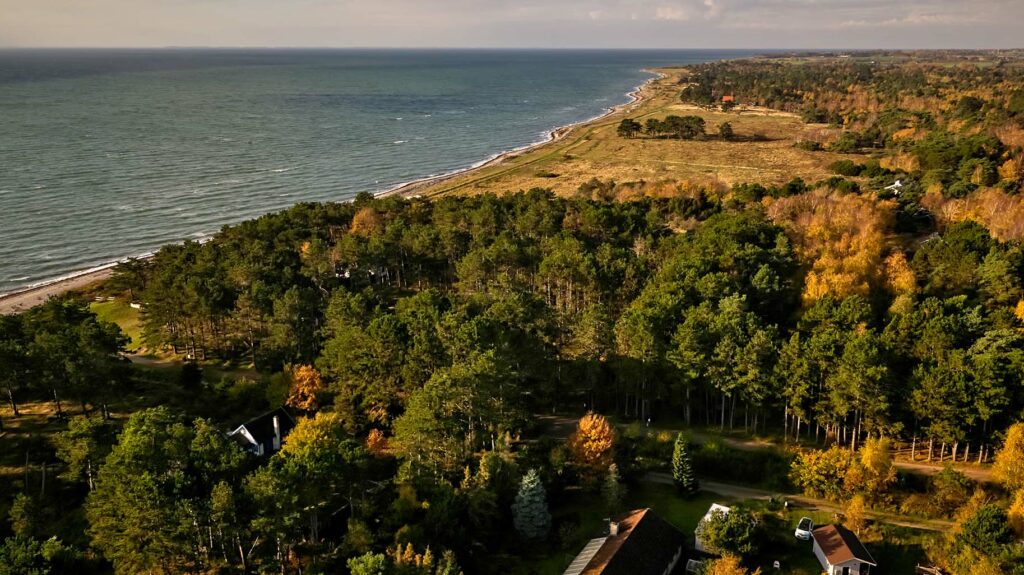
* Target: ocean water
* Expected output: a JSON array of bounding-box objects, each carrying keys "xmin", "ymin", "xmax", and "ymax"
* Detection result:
[{"xmin": 0, "ymin": 49, "xmax": 753, "ymax": 294}]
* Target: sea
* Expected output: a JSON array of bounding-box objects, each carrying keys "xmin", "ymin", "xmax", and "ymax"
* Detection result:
[{"xmin": 0, "ymin": 49, "xmax": 755, "ymax": 295}]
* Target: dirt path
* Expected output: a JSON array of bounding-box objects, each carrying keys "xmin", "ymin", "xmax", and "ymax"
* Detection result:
[{"xmin": 644, "ymin": 472, "xmax": 952, "ymax": 532}]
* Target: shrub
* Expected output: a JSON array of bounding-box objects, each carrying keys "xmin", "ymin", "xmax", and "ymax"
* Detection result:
[
  {"xmin": 693, "ymin": 441, "xmax": 794, "ymax": 490},
  {"xmin": 829, "ymin": 160, "xmax": 864, "ymax": 177},
  {"xmin": 794, "ymin": 140, "xmax": 823, "ymax": 151}
]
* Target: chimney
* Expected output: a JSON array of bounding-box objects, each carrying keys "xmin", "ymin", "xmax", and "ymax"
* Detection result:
[
  {"xmin": 609, "ymin": 520, "xmax": 619, "ymax": 537},
  {"xmin": 272, "ymin": 415, "xmax": 281, "ymax": 450}
]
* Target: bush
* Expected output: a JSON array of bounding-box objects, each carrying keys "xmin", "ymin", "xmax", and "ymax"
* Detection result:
[
  {"xmin": 944, "ymin": 181, "xmax": 977, "ymax": 199},
  {"xmin": 790, "ymin": 446, "xmax": 852, "ymax": 500},
  {"xmin": 829, "ymin": 132, "xmax": 862, "ymax": 153},
  {"xmin": 829, "ymin": 160, "xmax": 864, "ymax": 177},
  {"xmin": 692, "ymin": 440, "xmax": 794, "ymax": 490},
  {"xmin": 794, "ymin": 140, "xmax": 823, "ymax": 151}
]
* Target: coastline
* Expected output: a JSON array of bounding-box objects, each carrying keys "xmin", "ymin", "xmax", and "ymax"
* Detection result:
[
  {"xmin": 0, "ymin": 68, "xmax": 667, "ymax": 314},
  {"xmin": 0, "ymin": 266, "xmax": 116, "ymax": 315},
  {"xmin": 378, "ymin": 69, "xmax": 665, "ymax": 198}
]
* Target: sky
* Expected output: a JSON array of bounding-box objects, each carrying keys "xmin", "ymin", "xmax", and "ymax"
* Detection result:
[{"xmin": 1, "ymin": 0, "xmax": 1021, "ymax": 49}]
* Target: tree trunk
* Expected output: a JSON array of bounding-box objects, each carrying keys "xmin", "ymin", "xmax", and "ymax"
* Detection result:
[
  {"xmin": 685, "ymin": 387, "xmax": 691, "ymax": 426},
  {"xmin": 910, "ymin": 436, "xmax": 916, "ymax": 462},
  {"xmin": 720, "ymin": 393, "xmax": 726, "ymax": 431},
  {"xmin": 6, "ymin": 386, "xmax": 18, "ymax": 417},
  {"xmin": 928, "ymin": 438, "xmax": 933, "ymax": 462}
]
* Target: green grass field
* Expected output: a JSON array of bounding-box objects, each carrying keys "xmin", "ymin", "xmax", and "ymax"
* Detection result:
[{"xmin": 90, "ymin": 299, "xmax": 144, "ymax": 350}]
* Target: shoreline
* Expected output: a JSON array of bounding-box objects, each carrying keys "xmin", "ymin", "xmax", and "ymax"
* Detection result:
[
  {"xmin": 0, "ymin": 266, "xmax": 116, "ymax": 315},
  {"xmin": 0, "ymin": 68, "xmax": 667, "ymax": 314},
  {"xmin": 378, "ymin": 69, "xmax": 665, "ymax": 198}
]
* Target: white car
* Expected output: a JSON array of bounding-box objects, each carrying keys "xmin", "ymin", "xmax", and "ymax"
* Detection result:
[{"xmin": 794, "ymin": 517, "xmax": 814, "ymax": 540}]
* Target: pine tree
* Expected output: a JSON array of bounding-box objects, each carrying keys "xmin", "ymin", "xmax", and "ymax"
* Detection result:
[
  {"xmin": 672, "ymin": 433, "xmax": 699, "ymax": 497},
  {"xmin": 602, "ymin": 463, "xmax": 626, "ymax": 514},
  {"xmin": 513, "ymin": 469, "xmax": 551, "ymax": 539}
]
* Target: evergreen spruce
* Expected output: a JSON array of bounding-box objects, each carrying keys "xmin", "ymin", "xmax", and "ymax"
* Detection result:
[
  {"xmin": 672, "ymin": 434, "xmax": 699, "ymax": 497},
  {"xmin": 513, "ymin": 469, "xmax": 551, "ymax": 539},
  {"xmin": 602, "ymin": 463, "xmax": 626, "ymax": 514}
]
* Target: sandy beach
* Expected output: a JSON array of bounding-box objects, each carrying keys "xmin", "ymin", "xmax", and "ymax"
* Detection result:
[{"xmin": 0, "ymin": 267, "xmax": 115, "ymax": 315}]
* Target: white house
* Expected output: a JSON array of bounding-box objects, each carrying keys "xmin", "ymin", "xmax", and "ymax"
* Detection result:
[
  {"xmin": 812, "ymin": 524, "xmax": 877, "ymax": 575},
  {"xmin": 227, "ymin": 407, "xmax": 295, "ymax": 456},
  {"xmin": 694, "ymin": 503, "xmax": 731, "ymax": 553}
]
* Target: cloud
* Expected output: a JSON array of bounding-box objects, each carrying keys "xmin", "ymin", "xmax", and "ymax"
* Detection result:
[
  {"xmin": 0, "ymin": 0, "xmax": 1020, "ymax": 48},
  {"xmin": 655, "ymin": 5, "xmax": 690, "ymax": 21}
]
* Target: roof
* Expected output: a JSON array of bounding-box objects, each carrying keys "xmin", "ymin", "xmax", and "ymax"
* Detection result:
[
  {"xmin": 564, "ymin": 538, "xmax": 607, "ymax": 575},
  {"xmin": 565, "ymin": 508, "xmax": 685, "ymax": 575},
  {"xmin": 812, "ymin": 524, "xmax": 877, "ymax": 566},
  {"xmin": 700, "ymin": 503, "xmax": 731, "ymax": 524},
  {"xmin": 228, "ymin": 406, "xmax": 296, "ymax": 445},
  {"xmin": 722, "ymin": 95, "xmax": 735, "ymax": 102}
]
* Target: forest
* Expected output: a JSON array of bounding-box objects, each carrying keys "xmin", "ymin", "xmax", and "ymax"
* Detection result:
[{"xmin": 3, "ymin": 52, "xmax": 1024, "ymax": 575}]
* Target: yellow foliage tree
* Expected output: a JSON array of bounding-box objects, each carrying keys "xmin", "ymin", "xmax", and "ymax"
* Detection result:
[
  {"xmin": 844, "ymin": 494, "xmax": 868, "ymax": 535},
  {"xmin": 845, "ymin": 437, "xmax": 896, "ymax": 497},
  {"xmin": 1014, "ymin": 300, "xmax": 1024, "ymax": 324},
  {"xmin": 350, "ymin": 206, "xmax": 383, "ymax": 237},
  {"xmin": 950, "ymin": 490, "xmax": 991, "ymax": 538},
  {"xmin": 1009, "ymin": 489, "xmax": 1024, "ymax": 538},
  {"xmin": 705, "ymin": 555, "xmax": 762, "ymax": 575},
  {"xmin": 285, "ymin": 365, "xmax": 325, "ymax": 412},
  {"xmin": 366, "ymin": 428, "xmax": 388, "ymax": 456},
  {"xmin": 993, "ymin": 423, "xmax": 1024, "ymax": 492},
  {"xmin": 568, "ymin": 413, "xmax": 616, "ymax": 481},
  {"xmin": 764, "ymin": 190, "xmax": 894, "ymax": 305},
  {"xmin": 884, "ymin": 251, "xmax": 917, "ymax": 294}
]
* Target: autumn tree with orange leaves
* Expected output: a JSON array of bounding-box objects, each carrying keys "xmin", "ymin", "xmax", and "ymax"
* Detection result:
[
  {"xmin": 286, "ymin": 365, "xmax": 325, "ymax": 412},
  {"xmin": 568, "ymin": 413, "xmax": 616, "ymax": 483}
]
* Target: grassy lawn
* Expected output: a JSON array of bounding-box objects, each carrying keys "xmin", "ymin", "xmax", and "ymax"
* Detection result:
[
  {"xmin": 90, "ymin": 299, "xmax": 144, "ymax": 350},
  {"xmin": 409, "ymin": 67, "xmax": 856, "ymax": 199}
]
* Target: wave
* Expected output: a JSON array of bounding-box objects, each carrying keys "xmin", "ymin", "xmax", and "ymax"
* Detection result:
[
  {"xmin": 393, "ymin": 140, "xmax": 408, "ymax": 145},
  {"xmin": 376, "ymin": 70, "xmax": 659, "ymax": 198}
]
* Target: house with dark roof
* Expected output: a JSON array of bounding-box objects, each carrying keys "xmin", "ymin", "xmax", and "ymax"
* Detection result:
[
  {"xmin": 811, "ymin": 524, "xmax": 877, "ymax": 575},
  {"xmin": 227, "ymin": 407, "xmax": 296, "ymax": 456},
  {"xmin": 563, "ymin": 508, "xmax": 685, "ymax": 575}
]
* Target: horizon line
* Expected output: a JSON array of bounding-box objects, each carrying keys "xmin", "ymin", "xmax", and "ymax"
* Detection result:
[{"xmin": 1, "ymin": 45, "xmax": 1021, "ymax": 52}]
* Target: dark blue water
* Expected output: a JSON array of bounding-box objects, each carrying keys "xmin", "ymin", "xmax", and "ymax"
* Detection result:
[{"xmin": 0, "ymin": 49, "xmax": 753, "ymax": 293}]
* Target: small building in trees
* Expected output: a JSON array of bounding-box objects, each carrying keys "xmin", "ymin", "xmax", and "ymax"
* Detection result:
[
  {"xmin": 721, "ymin": 95, "xmax": 735, "ymax": 103},
  {"xmin": 811, "ymin": 524, "xmax": 877, "ymax": 575},
  {"xmin": 694, "ymin": 503, "xmax": 731, "ymax": 553},
  {"xmin": 228, "ymin": 407, "xmax": 296, "ymax": 456},
  {"xmin": 563, "ymin": 508, "xmax": 685, "ymax": 575}
]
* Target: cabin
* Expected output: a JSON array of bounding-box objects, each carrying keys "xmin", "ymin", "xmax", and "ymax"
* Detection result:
[
  {"xmin": 694, "ymin": 503, "xmax": 731, "ymax": 553},
  {"xmin": 228, "ymin": 407, "xmax": 296, "ymax": 456},
  {"xmin": 563, "ymin": 508, "xmax": 685, "ymax": 575},
  {"xmin": 721, "ymin": 95, "xmax": 735, "ymax": 103},
  {"xmin": 812, "ymin": 524, "xmax": 877, "ymax": 575}
]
